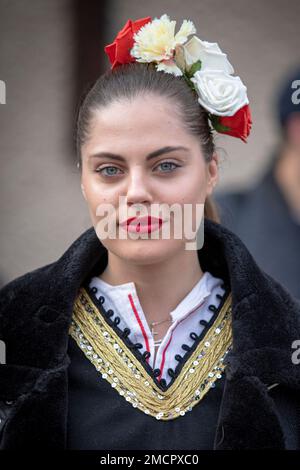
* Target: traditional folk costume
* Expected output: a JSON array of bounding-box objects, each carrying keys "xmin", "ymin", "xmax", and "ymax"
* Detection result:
[{"xmin": 1, "ymin": 219, "xmax": 300, "ymax": 449}]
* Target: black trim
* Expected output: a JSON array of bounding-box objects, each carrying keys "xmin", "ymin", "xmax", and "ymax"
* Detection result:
[{"xmin": 81, "ymin": 277, "xmax": 231, "ymax": 392}]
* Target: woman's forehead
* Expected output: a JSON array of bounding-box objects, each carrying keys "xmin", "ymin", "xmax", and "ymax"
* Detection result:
[
  {"xmin": 91, "ymin": 94, "xmax": 181, "ymax": 127},
  {"xmin": 84, "ymin": 104, "xmax": 193, "ymax": 152}
]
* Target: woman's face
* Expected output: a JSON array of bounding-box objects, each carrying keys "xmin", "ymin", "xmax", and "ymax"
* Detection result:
[{"xmin": 80, "ymin": 93, "xmax": 219, "ymax": 264}]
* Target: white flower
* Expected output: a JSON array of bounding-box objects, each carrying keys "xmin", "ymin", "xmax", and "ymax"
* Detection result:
[
  {"xmin": 190, "ymin": 69, "xmax": 249, "ymax": 116},
  {"xmin": 156, "ymin": 58, "xmax": 183, "ymax": 76},
  {"xmin": 175, "ymin": 36, "xmax": 234, "ymax": 75},
  {"xmin": 130, "ymin": 14, "xmax": 196, "ymax": 76}
]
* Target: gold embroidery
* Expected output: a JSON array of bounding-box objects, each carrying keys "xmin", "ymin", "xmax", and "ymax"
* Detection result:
[{"xmin": 69, "ymin": 287, "xmax": 233, "ymax": 420}]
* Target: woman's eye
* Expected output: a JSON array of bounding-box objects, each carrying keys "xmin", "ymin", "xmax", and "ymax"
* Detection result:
[
  {"xmin": 95, "ymin": 161, "xmax": 180, "ymax": 178},
  {"xmin": 95, "ymin": 166, "xmax": 122, "ymax": 177},
  {"xmin": 155, "ymin": 161, "xmax": 180, "ymax": 173}
]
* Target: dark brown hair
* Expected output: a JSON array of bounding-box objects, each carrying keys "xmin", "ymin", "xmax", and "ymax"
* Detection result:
[{"xmin": 76, "ymin": 62, "xmax": 220, "ymax": 223}]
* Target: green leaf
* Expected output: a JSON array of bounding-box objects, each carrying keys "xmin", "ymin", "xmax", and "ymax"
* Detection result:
[
  {"xmin": 182, "ymin": 73, "xmax": 196, "ymax": 92},
  {"xmin": 186, "ymin": 60, "xmax": 202, "ymax": 78},
  {"xmin": 209, "ymin": 114, "xmax": 231, "ymax": 133}
]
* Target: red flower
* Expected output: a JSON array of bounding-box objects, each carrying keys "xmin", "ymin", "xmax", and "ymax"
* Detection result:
[
  {"xmin": 215, "ymin": 104, "xmax": 252, "ymax": 142},
  {"xmin": 104, "ymin": 17, "xmax": 152, "ymax": 69}
]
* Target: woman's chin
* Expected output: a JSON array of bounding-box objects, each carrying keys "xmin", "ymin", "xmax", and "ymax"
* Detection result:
[{"xmin": 107, "ymin": 238, "xmax": 181, "ymax": 264}]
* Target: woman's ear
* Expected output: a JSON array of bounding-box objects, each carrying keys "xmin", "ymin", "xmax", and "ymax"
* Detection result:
[
  {"xmin": 206, "ymin": 152, "xmax": 219, "ymax": 196},
  {"xmin": 81, "ymin": 183, "xmax": 87, "ymax": 201}
]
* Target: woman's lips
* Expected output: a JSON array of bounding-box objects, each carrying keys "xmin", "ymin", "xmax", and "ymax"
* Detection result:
[{"xmin": 119, "ymin": 216, "xmax": 163, "ymax": 234}]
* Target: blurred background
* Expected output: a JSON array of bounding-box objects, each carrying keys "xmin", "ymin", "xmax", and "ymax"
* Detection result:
[{"xmin": 0, "ymin": 0, "xmax": 299, "ymax": 298}]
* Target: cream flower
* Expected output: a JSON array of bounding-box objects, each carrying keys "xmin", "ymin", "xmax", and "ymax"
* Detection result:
[
  {"xmin": 130, "ymin": 14, "xmax": 196, "ymax": 76},
  {"xmin": 190, "ymin": 69, "xmax": 249, "ymax": 116},
  {"xmin": 156, "ymin": 58, "xmax": 183, "ymax": 76},
  {"xmin": 175, "ymin": 36, "xmax": 234, "ymax": 75}
]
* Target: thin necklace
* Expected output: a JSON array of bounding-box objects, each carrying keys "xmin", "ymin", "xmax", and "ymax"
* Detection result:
[{"xmin": 150, "ymin": 316, "xmax": 175, "ymax": 346}]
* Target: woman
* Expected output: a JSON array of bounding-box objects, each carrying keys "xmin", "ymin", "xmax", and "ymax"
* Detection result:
[{"xmin": 0, "ymin": 14, "xmax": 300, "ymax": 450}]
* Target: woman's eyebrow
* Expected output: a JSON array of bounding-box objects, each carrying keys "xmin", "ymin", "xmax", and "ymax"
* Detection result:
[{"xmin": 88, "ymin": 146, "xmax": 190, "ymax": 162}]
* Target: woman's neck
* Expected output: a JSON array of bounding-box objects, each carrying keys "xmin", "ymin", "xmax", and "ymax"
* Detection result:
[{"xmin": 99, "ymin": 248, "xmax": 204, "ymax": 324}]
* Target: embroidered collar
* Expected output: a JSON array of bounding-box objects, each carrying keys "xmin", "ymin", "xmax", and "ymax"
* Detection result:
[
  {"xmin": 69, "ymin": 284, "xmax": 232, "ymax": 420},
  {"xmin": 87, "ymin": 272, "xmax": 226, "ymax": 378},
  {"xmin": 89, "ymin": 271, "xmax": 215, "ymax": 324}
]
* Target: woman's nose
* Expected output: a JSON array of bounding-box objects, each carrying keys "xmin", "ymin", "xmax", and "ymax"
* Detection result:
[{"xmin": 125, "ymin": 171, "xmax": 153, "ymax": 205}]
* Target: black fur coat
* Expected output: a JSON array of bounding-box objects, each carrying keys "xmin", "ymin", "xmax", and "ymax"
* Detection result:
[{"xmin": 0, "ymin": 218, "xmax": 300, "ymax": 449}]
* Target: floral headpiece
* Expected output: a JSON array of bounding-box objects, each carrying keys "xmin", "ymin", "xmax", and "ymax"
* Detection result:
[{"xmin": 104, "ymin": 14, "xmax": 252, "ymax": 142}]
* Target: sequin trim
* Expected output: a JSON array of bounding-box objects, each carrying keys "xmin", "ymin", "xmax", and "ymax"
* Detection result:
[
  {"xmin": 84, "ymin": 280, "xmax": 230, "ymax": 389},
  {"xmin": 69, "ymin": 287, "xmax": 233, "ymax": 421}
]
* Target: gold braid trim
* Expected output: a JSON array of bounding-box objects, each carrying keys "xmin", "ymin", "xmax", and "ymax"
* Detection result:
[{"xmin": 69, "ymin": 287, "xmax": 232, "ymax": 420}]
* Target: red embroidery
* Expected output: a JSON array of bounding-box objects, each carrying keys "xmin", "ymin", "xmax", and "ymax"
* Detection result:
[{"xmin": 128, "ymin": 293, "xmax": 151, "ymax": 363}]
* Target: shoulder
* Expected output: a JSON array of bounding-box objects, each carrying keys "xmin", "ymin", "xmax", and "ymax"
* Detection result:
[
  {"xmin": 0, "ymin": 262, "xmax": 55, "ymax": 333},
  {"xmin": 263, "ymin": 269, "xmax": 300, "ymax": 315},
  {"xmin": 0, "ymin": 261, "xmax": 55, "ymax": 299}
]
